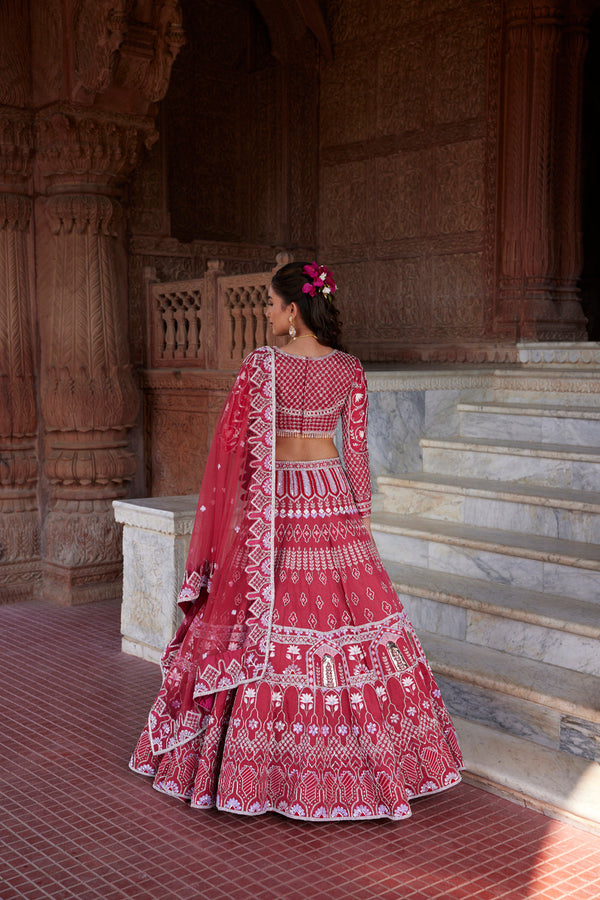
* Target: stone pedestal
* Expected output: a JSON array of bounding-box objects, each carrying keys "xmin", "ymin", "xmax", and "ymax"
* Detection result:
[{"xmin": 113, "ymin": 495, "xmax": 196, "ymax": 663}]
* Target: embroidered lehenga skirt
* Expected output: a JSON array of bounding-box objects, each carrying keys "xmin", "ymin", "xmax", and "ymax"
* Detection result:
[{"xmin": 130, "ymin": 458, "xmax": 464, "ymax": 821}]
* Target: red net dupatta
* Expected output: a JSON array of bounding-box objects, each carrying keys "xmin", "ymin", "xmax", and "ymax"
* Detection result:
[{"xmin": 148, "ymin": 346, "xmax": 275, "ymax": 756}]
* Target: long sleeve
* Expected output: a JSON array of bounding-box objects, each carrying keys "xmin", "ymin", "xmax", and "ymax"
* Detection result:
[{"xmin": 341, "ymin": 358, "xmax": 371, "ymax": 517}]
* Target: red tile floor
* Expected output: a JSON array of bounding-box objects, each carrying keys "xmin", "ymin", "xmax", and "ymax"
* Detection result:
[{"xmin": 1, "ymin": 598, "xmax": 599, "ymax": 900}]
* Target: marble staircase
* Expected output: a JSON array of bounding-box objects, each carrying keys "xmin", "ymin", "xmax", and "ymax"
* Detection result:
[{"xmin": 372, "ymin": 386, "xmax": 600, "ymax": 831}]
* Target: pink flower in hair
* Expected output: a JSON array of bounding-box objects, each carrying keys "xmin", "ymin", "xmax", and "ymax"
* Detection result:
[{"xmin": 302, "ymin": 261, "xmax": 337, "ymax": 299}]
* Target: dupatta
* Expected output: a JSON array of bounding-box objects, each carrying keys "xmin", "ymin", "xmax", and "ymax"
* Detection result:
[{"xmin": 147, "ymin": 346, "xmax": 276, "ymax": 755}]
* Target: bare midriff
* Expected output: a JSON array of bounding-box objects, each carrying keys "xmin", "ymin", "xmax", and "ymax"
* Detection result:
[{"xmin": 275, "ymin": 435, "xmax": 339, "ymax": 462}]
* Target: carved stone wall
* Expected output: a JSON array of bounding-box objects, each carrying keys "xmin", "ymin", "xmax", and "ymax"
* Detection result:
[
  {"xmin": 0, "ymin": 3, "xmax": 39, "ymax": 602},
  {"xmin": 317, "ymin": 0, "xmax": 594, "ymax": 361},
  {"xmin": 28, "ymin": 0, "xmax": 185, "ymax": 605},
  {"xmin": 319, "ymin": 0, "xmax": 498, "ymax": 362},
  {"xmin": 143, "ymin": 371, "xmax": 234, "ymax": 495}
]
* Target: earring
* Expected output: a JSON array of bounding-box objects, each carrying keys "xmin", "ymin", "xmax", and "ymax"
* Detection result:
[{"xmin": 288, "ymin": 315, "xmax": 296, "ymax": 339}]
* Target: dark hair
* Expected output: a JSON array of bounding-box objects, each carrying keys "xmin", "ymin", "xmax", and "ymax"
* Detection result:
[{"xmin": 271, "ymin": 261, "xmax": 345, "ymax": 351}]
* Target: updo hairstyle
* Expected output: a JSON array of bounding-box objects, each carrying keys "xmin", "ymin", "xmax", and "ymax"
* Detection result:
[{"xmin": 270, "ymin": 261, "xmax": 345, "ymax": 351}]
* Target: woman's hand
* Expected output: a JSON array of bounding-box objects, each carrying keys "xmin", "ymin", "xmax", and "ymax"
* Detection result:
[{"xmin": 361, "ymin": 515, "xmax": 373, "ymax": 541}]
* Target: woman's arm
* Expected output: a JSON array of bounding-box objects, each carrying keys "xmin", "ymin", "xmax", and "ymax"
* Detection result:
[{"xmin": 341, "ymin": 359, "xmax": 371, "ymax": 520}]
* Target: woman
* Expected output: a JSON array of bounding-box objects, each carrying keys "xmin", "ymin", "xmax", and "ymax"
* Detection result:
[{"xmin": 130, "ymin": 261, "xmax": 463, "ymax": 820}]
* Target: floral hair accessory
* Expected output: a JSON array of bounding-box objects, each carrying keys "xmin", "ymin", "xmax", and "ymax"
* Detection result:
[{"xmin": 302, "ymin": 261, "xmax": 337, "ymax": 299}]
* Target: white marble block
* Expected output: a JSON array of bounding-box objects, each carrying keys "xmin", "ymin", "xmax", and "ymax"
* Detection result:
[{"xmin": 113, "ymin": 495, "xmax": 198, "ymax": 664}]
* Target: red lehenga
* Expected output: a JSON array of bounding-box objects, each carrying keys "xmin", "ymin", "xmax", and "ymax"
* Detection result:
[{"xmin": 130, "ymin": 346, "xmax": 464, "ymax": 820}]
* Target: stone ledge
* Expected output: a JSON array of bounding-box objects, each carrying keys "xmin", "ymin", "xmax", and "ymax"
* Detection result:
[
  {"xmin": 457, "ymin": 716, "xmax": 600, "ymax": 833},
  {"xmin": 114, "ymin": 496, "xmax": 196, "ymax": 660},
  {"xmin": 385, "ymin": 561, "xmax": 600, "ymax": 639},
  {"xmin": 113, "ymin": 495, "xmax": 197, "ymax": 535},
  {"xmin": 373, "ymin": 513, "xmax": 600, "ymax": 569},
  {"xmin": 422, "ymin": 631, "xmax": 600, "ymax": 723},
  {"xmin": 458, "ymin": 400, "xmax": 600, "ymax": 419},
  {"xmin": 517, "ymin": 342, "xmax": 600, "ymax": 366},
  {"xmin": 365, "ymin": 364, "xmax": 600, "ymax": 394},
  {"xmin": 421, "ymin": 436, "xmax": 600, "ymax": 463},
  {"xmin": 378, "ymin": 473, "xmax": 600, "ymax": 513}
]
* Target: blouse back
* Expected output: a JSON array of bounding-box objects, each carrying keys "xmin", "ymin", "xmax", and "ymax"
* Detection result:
[{"xmin": 273, "ymin": 346, "xmax": 371, "ymax": 516}]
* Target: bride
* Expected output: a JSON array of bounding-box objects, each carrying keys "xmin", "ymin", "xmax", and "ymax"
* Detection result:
[{"xmin": 129, "ymin": 261, "xmax": 463, "ymax": 820}]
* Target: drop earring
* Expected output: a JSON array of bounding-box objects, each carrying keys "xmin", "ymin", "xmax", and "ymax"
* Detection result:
[{"xmin": 288, "ymin": 315, "xmax": 296, "ymax": 339}]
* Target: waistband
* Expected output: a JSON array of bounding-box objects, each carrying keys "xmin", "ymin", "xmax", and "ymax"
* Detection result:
[
  {"xmin": 276, "ymin": 430, "xmax": 336, "ymax": 439},
  {"xmin": 274, "ymin": 457, "xmax": 342, "ymax": 472}
]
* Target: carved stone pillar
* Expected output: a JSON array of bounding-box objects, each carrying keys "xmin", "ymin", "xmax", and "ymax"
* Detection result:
[
  {"xmin": 0, "ymin": 109, "xmax": 38, "ymax": 603},
  {"xmin": 554, "ymin": 2, "xmax": 595, "ymax": 301},
  {"xmin": 36, "ymin": 109, "xmax": 155, "ymax": 604},
  {"xmin": 524, "ymin": 4, "xmax": 562, "ymax": 295},
  {"xmin": 498, "ymin": 3, "xmax": 530, "ymax": 324},
  {"xmin": 497, "ymin": 0, "xmax": 588, "ymax": 340}
]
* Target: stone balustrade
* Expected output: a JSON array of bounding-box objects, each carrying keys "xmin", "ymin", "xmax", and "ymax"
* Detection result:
[{"xmin": 148, "ymin": 264, "xmax": 275, "ymax": 370}]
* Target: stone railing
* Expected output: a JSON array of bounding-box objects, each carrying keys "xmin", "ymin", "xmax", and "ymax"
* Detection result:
[
  {"xmin": 150, "ymin": 280, "xmax": 205, "ymax": 364},
  {"xmin": 147, "ymin": 252, "xmax": 291, "ymax": 369},
  {"xmin": 219, "ymin": 273, "xmax": 271, "ymax": 367}
]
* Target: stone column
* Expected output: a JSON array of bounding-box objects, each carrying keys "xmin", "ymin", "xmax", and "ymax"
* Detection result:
[
  {"xmin": 554, "ymin": 2, "xmax": 595, "ymax": 302},
  {"xmin": 523, "ymin": 4, "xmax": 562, "ymax": 299},
  {"xmin": 0, "ymin": 111, "xmax": 38, "ymax": 602},
  {"xmin": 35, "ymin": 109, "xmax": 155, "ymax": 604},
  {"xmin": 497, "ymin": 0, "xmax": 588, "ymax": 340},
  {"xmin": 497, "ymin": 2, "xmax": 530, "ymax": 330}
]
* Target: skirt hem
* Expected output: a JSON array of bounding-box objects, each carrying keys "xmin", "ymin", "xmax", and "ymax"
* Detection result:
[{"xmin": 129, "ymin": 759, "xmax": 465, "ymax": 822}]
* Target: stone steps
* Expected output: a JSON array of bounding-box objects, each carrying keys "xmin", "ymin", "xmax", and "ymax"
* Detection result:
[
  {"xmin": 458, "ymin": 400, "xmax": 600, "ymax": 445},
  {"xmin": 419, "ymin": 630, "xmax": 600, "ymax": 728},
  {"xmin": 377, "ymin": 473, "xmax": 600, "ymax": 543},
  {"xmin": 372, "ymin": 370, "xmax": 600, "ymax": 828},
  {"xmin": 421, "ymin": 437, "xmax": 600, "ymax": 490},
  {"xmin": 372, "ymin": 512, "xmax": 600, "ymax": 602},
  {"xmin": 455, "ymin": 717, "xmax": 600, "ymax": 834},
  {"xmin": 417, "ymin": 630, "xmax": 600, "ymax": 782},
  {"xmin": 384, "ymin": 561, "xmax": 600, "ymax": 675}
]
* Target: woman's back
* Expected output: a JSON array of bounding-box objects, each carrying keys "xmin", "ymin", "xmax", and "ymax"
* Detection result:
[{"xmin": 273, "ymin": 345, "xmax": 371, "ymax": 517}]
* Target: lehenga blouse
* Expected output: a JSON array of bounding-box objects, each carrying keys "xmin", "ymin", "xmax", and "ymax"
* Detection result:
[{"xmin": 273, "ymin": 346, "xmax": 371, "ymax": 517}]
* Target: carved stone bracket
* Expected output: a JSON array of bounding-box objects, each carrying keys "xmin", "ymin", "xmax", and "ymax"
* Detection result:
[
  {"xmin": 36, "ymin": 106, "xmax": 157, "ymax": 190},
  {"xmin": 73, "ymin": 0, "xmax": 132, "ymax": 97},
  {"xmin": 73, "ymin": 0, "xmax": 185, "ymax": 105}
]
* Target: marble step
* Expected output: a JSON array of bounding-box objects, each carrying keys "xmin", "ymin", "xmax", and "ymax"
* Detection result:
[
  {"xmin": 458, "ymin": 400, "xmax": 600, "ymax": 445},
  {"xmin": 377, "ymin": 473, "xmax": 600, "ymax": 543},
  {"xmin": 419, "ymin": 630, "xmax": 600, "ymax": 761},
  {"xmin": 372, "ymin": 513, "xmax": 600, "ymax": 602},
  {"xmin": 383, "ymin": 561, "xmax": 600, "ymax": 676},
  {"xmin": 493, "ymin": 370, "xmax": 600, "ymax": 408},
  {"xmin": 421, "ymin": 437, "xmax": 600, "ymax": 491},
  {"xmin": 456, "ymin": 717, "xmax": 600, "ymax": 833}
]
